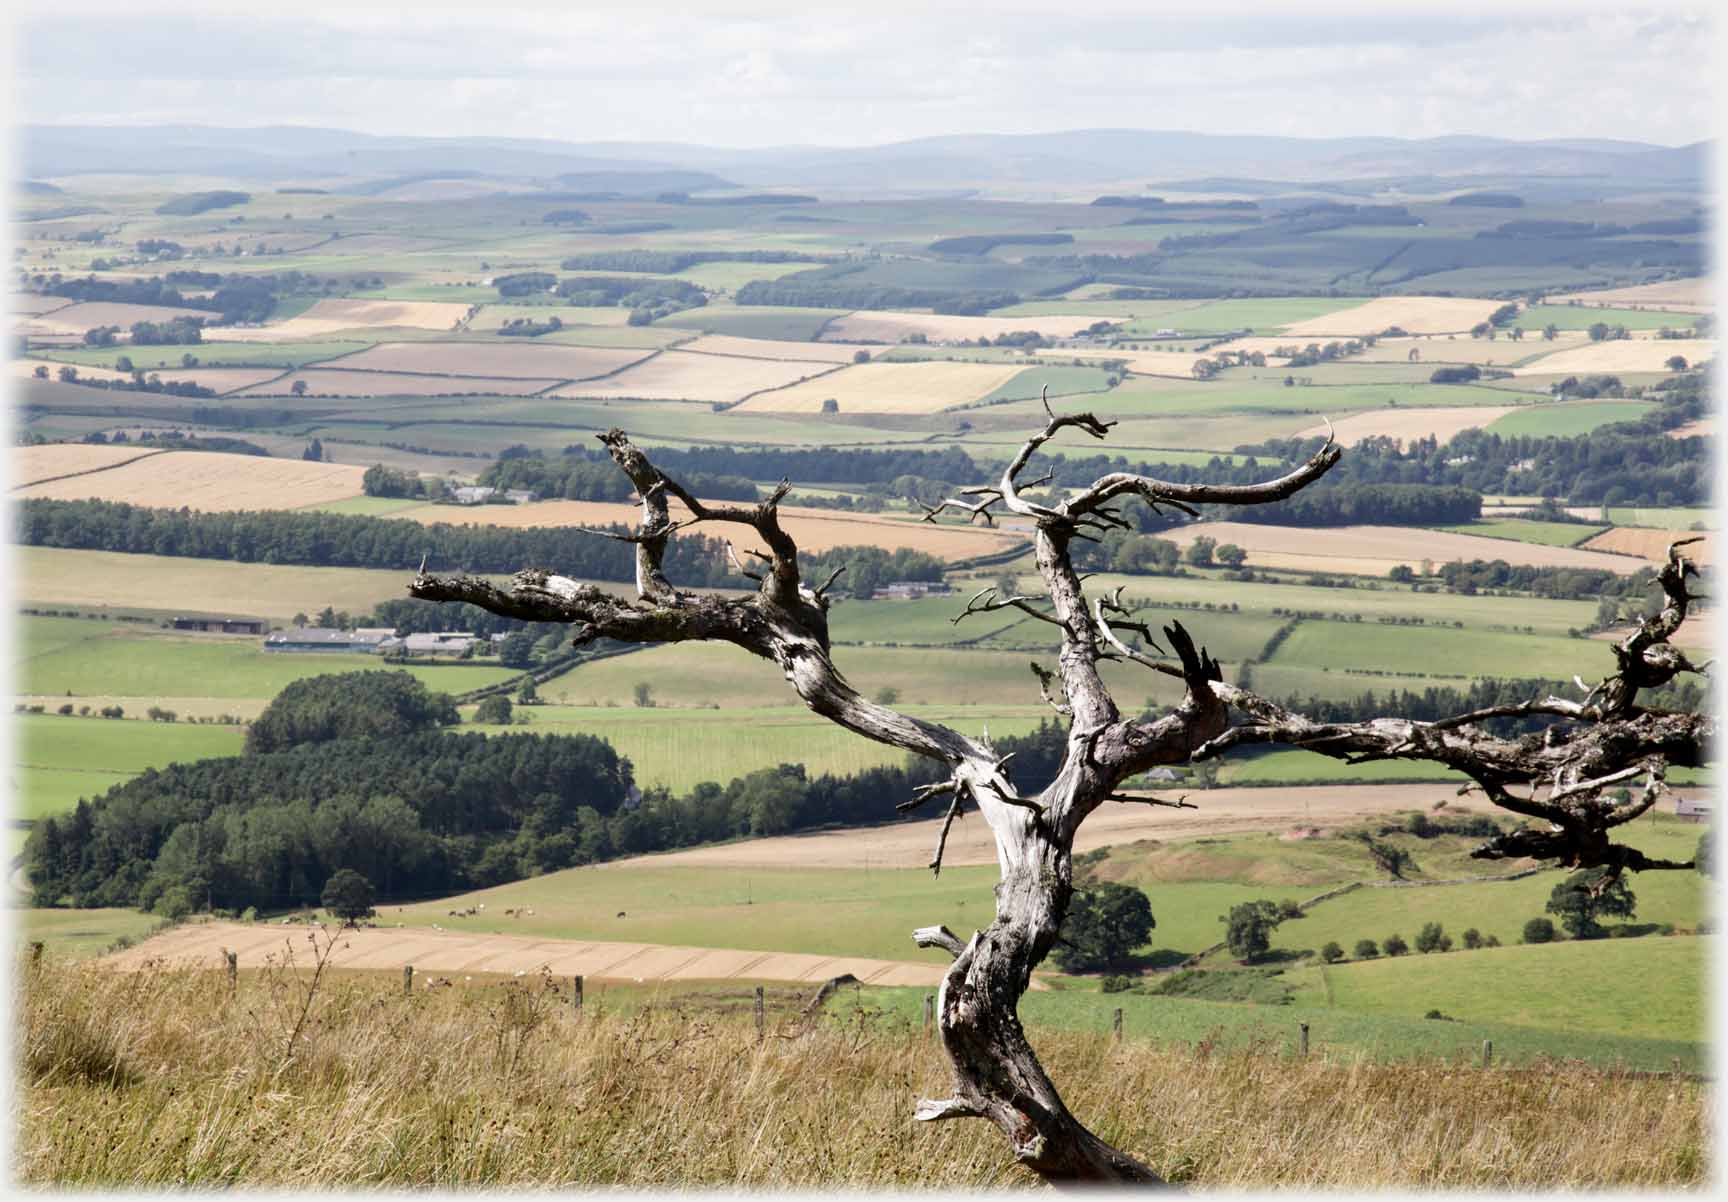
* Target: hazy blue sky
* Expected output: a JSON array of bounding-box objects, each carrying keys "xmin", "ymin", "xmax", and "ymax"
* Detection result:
[{"xmin": 14, "ymin": 1, "xmax": 1718, "ymax": 147}]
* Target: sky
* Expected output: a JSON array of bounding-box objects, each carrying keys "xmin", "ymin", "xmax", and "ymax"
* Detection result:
[{"xmin": 7, "ymin": 1, "xmax": 1722, "ymax": 150}]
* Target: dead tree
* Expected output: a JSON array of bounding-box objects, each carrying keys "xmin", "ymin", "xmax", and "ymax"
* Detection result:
[{"xmin": 407, "ymin": 412, "xmax": 1708, "ymax": 1185}]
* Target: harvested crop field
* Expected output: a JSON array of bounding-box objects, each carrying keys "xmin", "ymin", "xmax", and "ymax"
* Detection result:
[
  {"xmin": 818, "ymin": 310, "xmax": 1107, "ymax": 344},
  {"xmin": 1280, "ymin": 297, "xmax": 1507, "ymax": 338},
  {"xmin": 394, "ymin": 497, "xmax": 1023, "ymax": 560},
  {"xmin": 1511, "ymin": 339, "xmax": 1718, "ymax": 376},
  {"xmin": 10, "ymin": 294, "xmax": 75, "ymax": 316},
  {"xmin": 1547, "ymin": 279, "xmax": 1714, "ymax": 313},
  {"xmin": 178, "ymin": 367, "xmax": 293, "ymax": 394},
  {"xmin": 14, "ymin": 449, "xmax": 366, "ymax": 510},
  {"xmin": 21, "ymin": 301, "xmax": 222, "ymax": 336},
  {"xmin": 676, "ymin": 334, "xmax": 874, "ymax": 363},
  {"xmin": 12, "ymin": 443, "xmax": 166, "ymax": 487},
  {"xmin": 734, "ymin": 360, "xmax": 1024, "ymax": 414},
  {"xmin": 204, "ymin": 298, "xmax": 471, "ymax": 340},
  {"xmin": 101, "ymin": 922, "xmax": 947, "ymax": 988},
  {"xmin": 320, "ymin": 341, "xmax": 649, "ymax": 379},
  {"xmin": 1295, "ymin": 406, "xmax": 1515, "ymax": 446},
  {"xmin": 235, "ymin": 369, "xmax": 562, "ymax": 397},
  {"xmin": 1162, "ymin": 521, "xmax": 1646, "ymax": 576},
  {"xmin": 1581, "ymin": 527, "xmax": 1716, "ymax": 567},
  {"xmin": 10, "ymin": 359, "xmax": 137, "ymax": 385},
  {"xmin": 550, "ymin": 350, "xmax": 836, "ymax": 403}
]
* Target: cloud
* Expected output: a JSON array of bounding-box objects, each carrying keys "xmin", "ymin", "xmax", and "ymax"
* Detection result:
[{"xmin": 15, "ymin": 2, "xmax": 1715, "ymax": 146}]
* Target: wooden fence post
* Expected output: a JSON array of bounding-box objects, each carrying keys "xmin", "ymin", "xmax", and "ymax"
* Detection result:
[
  {"xmin": 754, "ymin": 986, "xmax": 765, "ymax": 1040},
  {"xmin": 572, "ymin": 974, "xmax": 583, "ymax": 1016},
  {"xmin": 1113, "ymin": 1008, "xmax": 1123, "ymax": 1043},
  {"xmin": 1298, "ymin": 1022, "xmax": 1310, "ymax": 1057},
  {"xmin": 1482, "ymin": 1040, "xmax": 1492, "ymax": 1069},
  {"xmin": 923, "ymin": 994, "xmax": 935, "ymax": 1039},
  {"xmin": 403, "ymin": 965, "xmax": 414, "ymax": 996},
  {"xmin": 225, "ymin": 948, "xmax": 237, "ymax": 992}
]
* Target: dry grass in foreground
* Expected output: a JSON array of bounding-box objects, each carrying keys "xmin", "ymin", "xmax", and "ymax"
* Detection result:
[{"xmin": 15, "ymin": 952, "xmax": 1707, "ymax": 1188}]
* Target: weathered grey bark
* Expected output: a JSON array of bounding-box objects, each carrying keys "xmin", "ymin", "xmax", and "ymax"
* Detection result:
[{"xmin": 407, "ymin": 410, "xmax": 1707, "ymax": 1184}]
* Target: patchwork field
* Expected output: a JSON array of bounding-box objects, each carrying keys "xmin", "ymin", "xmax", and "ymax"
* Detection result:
[
  {"xmin": 1279, "ymin": 297, "xmax": 1505, "ymax": 337},
  {"xmin": 1582, "ymin": 527, "xmax": 1716, "ymax": 566},
  {"xmin": 1161, "ymin": 521, "xmax": 1646, "ymax": 576},
  {"xmin": 235, "ymin": 368, "xmax": 562, "ymax": 397},
  {"xmin": 13, "ymin": 546, "xmax": 457, "ymax": 621},
  {"xmin": 734, "ymin": 360, "xmax": 1026, "ymax": 414},
  {"xmin": 392, "ymin": 498, "xmax": 1024, "ymax": 559},
  {"xmin": 817, "ymin": 310, "xmax": 1106, "ymax": 344},
  {"xmin": 14, "ymin": 448, "xmax": 366, "ymax": 509},
  {"xmin": 676, "ymin": 335, "xmax": 872, "ymax": 363},
  {"xmin": 1295, "ymin": 406, "xmax": 1515, "ymax": 446},
  {"xmin": 13, "ymin": 443, "xmax": 166, "ymax": 486},
  {"xmin": 550, "ymin": 350, "xmax": 837, "ymax": 403},
  {"xmin": 1510, "ymin": 338, "xmax": 1717, "ymax": 376},
  {"xmin": 320, "ymin": 341, "xmax": 650, "ymax": 379},
  {"xmin": 204, "ymin": 298, "xmax": 472, "ymax": 340},
  {"xmin": 20, "ymin": 301, "xmax": 220, "ymax": 336},
  {"xmin": 1546, "ymin": 278, "xmax": 1714, "ymax": 313}
]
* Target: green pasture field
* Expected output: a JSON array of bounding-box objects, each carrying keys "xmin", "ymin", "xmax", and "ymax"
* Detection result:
[
  {"xmin": 1248, "ymin": 822, "xmax": 1705, "ymax": 961},
  {"xmin": 15, "ymin": 546, "xmax": 459, "ymax": 623},
  {"xmin": 15, "ymin": 711, "xmax": 245, "ymax": 820},
  {"xmin": 1432, "ymin": 518, "xmax": 1606, "ymax": 547},
  {"xmin": 12, "ymin": 908, "xmax": 169, "ymax": 959},
  {"xmin": 1001, "ymin": 378, "xmax": 1520, "ymax": 419},
  {"xmin": 1282, "ymin": 935, "xmax": 1707, "ymax": 1042},
  {"xmin": 974, "ymin": 365, "xmax": 1116, "ymax": 405},
  {"xmin": 1219, "ymin": 750, "xmax": 1464, "ymax": 786},
  {"xmin": 854, "ymin": 981, "xmax": 1704, "ymax": 1072},
  {"xmin": 1605, "ymin": 506, "xmax": 1714, "ymax": 530},
  {"xmin": 1074, "ymin": 572, "xmax": 1598, "ymax": 636},
  {"xmin": 1486, "ymin": 402, "xmax": 1652, "ymax": 437},
  {"xmin": 973, "ymin": 607, "xmax": 1281, "ymax": 665},
  {"xmin": 474, "ymin": 703, "xmax": 1049, "ymax": 793},
  {"xmin": 827, "ymin": 596, "xmax": 1023, "ymax": 645},
  {"xmin": 25, "ymin": 341, "xmax": 371, "ymax": 370},
  {"xmin": 987, "ymin": 299, "xmax": 1207, "ymax": 320},
  {"xmin": 655, "ymin": 305, "xmax": 847, "ymax": 341},
  {"xmin": 538, "ymin": 640, "xmax": 1197, "ymax": 710},
  {"xmin": 1511, "ymin": 305, "xmax": 1703, "ymax": 333},
  {"xmin": 16, "ymin": 614, "xmax": 518, "ymax": 701},
  {"xmin": 1247, "ymin": 663, "xmax": 1523, "ymax": 703},
  {"xmin": 389, "ymin": 864, "xmax": 1313, "ymax": 966},
  {"xmin": 1266, "ymin": 620, "xmax": 1612, "ymax": 680}
]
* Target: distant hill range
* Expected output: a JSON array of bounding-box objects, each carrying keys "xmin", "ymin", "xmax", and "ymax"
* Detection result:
[{"xmin": 20, "ymin": 124, "xmax": 1710, "ymax": 195}]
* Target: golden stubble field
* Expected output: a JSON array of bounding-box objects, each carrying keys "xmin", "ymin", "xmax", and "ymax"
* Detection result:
[
  {"xmin": 818, "ymin": 310, "xmax": 1108, "ymax": 343},
  {"xmin": 1511, "ymin": 338, "xmax": 1718, "ymax": 376},
  {"xmin": 551, "ymin": 350, "xmax": 837, "ymax": 403},
  {"xmin": 1161, "ymin": 521, "xmax": 1646, "ymax": 576},
  {"xmin": 13, "ymin": 444, "xmax": 167, "ymax": 487},
  {"xmin": 13, "ymin": 447, "xmax": 367, "ymax": 509},
  {"xmin": 1546, "ymin": 278, "xmax": 1714, "ymax": 313},
  {"xmin": 1582, "ymin": 527, "xmax": 1717, "ymax": 567},
  {"xmin": 733, "ymin": 360, "xmax": 1025, "ymax": 414},
  {"xmin": 237, "ymin": 369, "xmax": 563, "ymax": 397},
  {"xmin": 203, "ymin": 298, "xmax": 472, "ymax": 341},
  {"xmin": 1280, "ymin": 297, "xmax": 1507, "ymax": 338}
]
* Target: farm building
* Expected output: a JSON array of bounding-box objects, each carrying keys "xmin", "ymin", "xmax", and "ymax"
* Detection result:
[
  {"xmin": 377, "ymin": 631, "xmax": 482, "ymax": 656},
  {"xmin": 1675, "ymin": 797, "xmax": 1711, "ymax": 823},
  {"xmin": 876, "ymin": 581, "xmax": 956, "ymax": 600},
  {"xmin": 262, "ymin": 628, "xmax": 392, "ymax": 653},
  {"xmin": 172, "ymin": 616, "xmax": 267, "ymax": 635},
  {"xmin": 449, "ymin": 487, "xmax": 536, "ymax": 505}
]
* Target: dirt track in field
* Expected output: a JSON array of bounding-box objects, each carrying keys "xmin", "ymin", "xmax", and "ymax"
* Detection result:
[{"xmin": 100, "ymin": 922, "xmax": 950, "ymax": 988}]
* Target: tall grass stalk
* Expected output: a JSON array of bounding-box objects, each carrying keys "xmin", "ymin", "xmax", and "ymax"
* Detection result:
[{"xmin": 16, "ymin": 959, "xmax": 1707, "ymax": 1187}]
